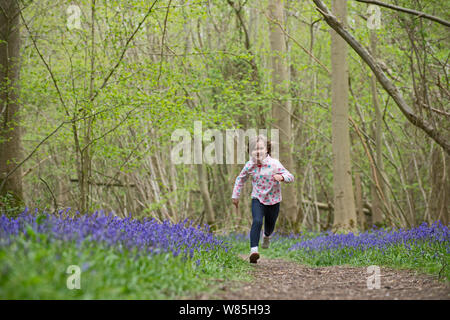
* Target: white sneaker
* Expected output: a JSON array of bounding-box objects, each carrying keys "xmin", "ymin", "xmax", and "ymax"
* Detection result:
[{"xmin": 249, "ymin": 247, "xmax": 260, "ymax": 263}]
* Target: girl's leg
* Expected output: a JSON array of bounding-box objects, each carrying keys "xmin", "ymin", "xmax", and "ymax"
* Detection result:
[
  {"xmin": 250, "ymin": 199, "xmax": 265, "ymax": 248},
  {"xmin": 264, "ymin": 202, "xmax": 280, "ymax": 237}
]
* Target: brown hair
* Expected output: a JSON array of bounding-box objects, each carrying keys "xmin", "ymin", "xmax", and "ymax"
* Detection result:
[{"xmin": 248, "ymin": 135, "xmax": 272, "ymax": 156}]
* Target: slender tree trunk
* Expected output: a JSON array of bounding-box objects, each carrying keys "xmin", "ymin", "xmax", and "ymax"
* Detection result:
[
  {"xmin": 267, "ymin": 0, "xmax": 299, "ymax": 233},
  {"xmin": 330, "ymin": 0, "xmax": 357, "ymax": 232},
  {"xmin": 168, "ymin": 144, "xmax": 179, "ymax": 222},
  {"xmin": 196, "ymin": 164, "xmax": 216, "ymax": 229},
  {"xmin": 78, "ymin": 0, "xmax": 96, "ymax": 214},
  {"xmin": 51, "ymin": 152, "xmax": 71, "ymax": 208},
  {"xmin": 154, "ymin": 141, "xmax": 177, "ymax": 219},
  {"xmin": 429, "ymin": 146, "xmax": 449, "ymax": 225},
  {"xmin": 147, "ymin": 154, "xmax": 170, "ymax": 221},
  {"xmin": 0, "ymin": 0, "xmax": 23, "ymax": 211},
  {"xmin": 369, "ymin": 30, "xmax": 386, "ymax": 225},
  {"xmin": 355, "ymin": 172, "xmax": 365, "ymax": 230},
  {"xmin": 405, "ymin": 152, "xmax": 417, "ymax": 225}
]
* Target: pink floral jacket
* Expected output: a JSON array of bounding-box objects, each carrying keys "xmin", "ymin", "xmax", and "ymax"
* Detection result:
[{"xmin": 231, "ymin": 155, "xmax": 294, "ymax": 205}]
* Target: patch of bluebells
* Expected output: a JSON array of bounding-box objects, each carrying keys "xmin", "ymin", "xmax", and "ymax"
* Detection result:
[
  {"xmin": 0, "ymin": 208, "xmax": 230, "ymax": 259},
  {"xmin": 288, "ymin": 221, "xmax": 450, "ymax": 254}
]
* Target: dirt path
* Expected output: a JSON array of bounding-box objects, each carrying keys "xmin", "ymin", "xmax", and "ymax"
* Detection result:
[{"xmin": 194, "ymin": 256, "xmax": 450, "ymax": 300}]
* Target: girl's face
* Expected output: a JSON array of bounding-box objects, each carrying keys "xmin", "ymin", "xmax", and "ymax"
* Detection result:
[{"xmin": 251, "ymin": 140, "xmax": 267, "ymax": 163}]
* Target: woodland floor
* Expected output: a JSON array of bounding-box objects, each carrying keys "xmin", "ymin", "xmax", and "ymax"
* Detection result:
[{"xmin": 192, "ymin": 256, "xmax": 450, "ymax": 300}]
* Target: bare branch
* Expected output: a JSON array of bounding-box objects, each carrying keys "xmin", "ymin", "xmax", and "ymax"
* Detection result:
[
  {"xmin": 91, "ymin": 0, "xmax": 159, "ymax": 102},
  {"xmin": 157, "ymin": 0, "xmax": 172, "ymax": 84}
]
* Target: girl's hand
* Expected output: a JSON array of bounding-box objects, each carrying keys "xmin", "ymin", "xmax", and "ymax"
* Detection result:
[
  {"xmin": 232, "ymin": 198, "xmax": 239, "ymax": 209},
  {"xmin": 273, "ymin": 174, "xmax": 284, "ymax": 182}
]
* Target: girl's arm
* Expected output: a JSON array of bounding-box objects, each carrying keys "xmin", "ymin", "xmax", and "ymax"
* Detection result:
[
  {"xmin": 232, "ymin": 161, "xmax": 253, "ymax": 199},
  {"xmin": 275, "ymin": 160, "xmax": 294, "ymax": 183}
]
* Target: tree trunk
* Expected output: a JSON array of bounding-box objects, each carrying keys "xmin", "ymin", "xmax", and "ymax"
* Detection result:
[
  {"xmin": 330, "ymin": 0, "xmax": 357, "ymax": 232},
  {"xmin": 355, "ymin": 172, "xmax": 365, "ymax": 230},
  {"xmin": 267, "ymin": 0, "xmax": 299, "ymax": 233},
  {"xmin": 196, "ymin": 164, "xmax": 216, "ymax": 229},
  {"xmin": 369, "ymin": 30, "xmax": 386, "ymax": 225},
  {"xmin": 429, "ymin": 146, "xmax": 449, "ymax": 225},
  {"xmin": 168, "ymin": 144, "xmax": 179, "ymax": 222},
  {"xmin": 0, "ymin": 0, "xmax": 23, "ymax": 212},
  {"xmin": 147, "ymin": 154, "xmax": 170, "ymax": 221}
]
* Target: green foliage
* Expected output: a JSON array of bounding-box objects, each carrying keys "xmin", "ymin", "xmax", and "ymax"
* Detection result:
[
  {"xmin": 10, "ymin": 0, "xmax": 450, "ymax": 228},
  {"xmin": 0, "ymin": 192, "xmax": 25, "ymax": 217}
]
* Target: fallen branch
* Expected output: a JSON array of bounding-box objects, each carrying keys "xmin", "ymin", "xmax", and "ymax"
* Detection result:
[
  {"xmin": 302, "ymin": 199, "xmax": 371, "ymax": 214},
  {"xmin": 70, "ymin": 179, "xmax": 135, "ymax": 188}
]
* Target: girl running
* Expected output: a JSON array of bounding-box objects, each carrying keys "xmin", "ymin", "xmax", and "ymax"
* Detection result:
[{"xmin": 231, "ymin": 135, "xmax": 294, "ymax": 263}]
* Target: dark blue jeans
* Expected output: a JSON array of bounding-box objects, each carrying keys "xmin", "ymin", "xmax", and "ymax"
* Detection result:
[{"xmin": 250, "ymin": 198, "xmax": 280, "ymax": 248}]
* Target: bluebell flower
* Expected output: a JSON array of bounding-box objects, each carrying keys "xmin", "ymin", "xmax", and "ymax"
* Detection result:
[
  {"xmin": 0, "ymin": 209, "xmax": 228, "ymax": 260},
  {"xmin": 288, "ymin": 221, "xmax": 450, "ymax": 254}
]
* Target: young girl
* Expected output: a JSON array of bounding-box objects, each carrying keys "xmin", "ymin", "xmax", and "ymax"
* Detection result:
[{"xmin": 231, "ymin": 135, "xmax": 294, "ymax": 263}]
